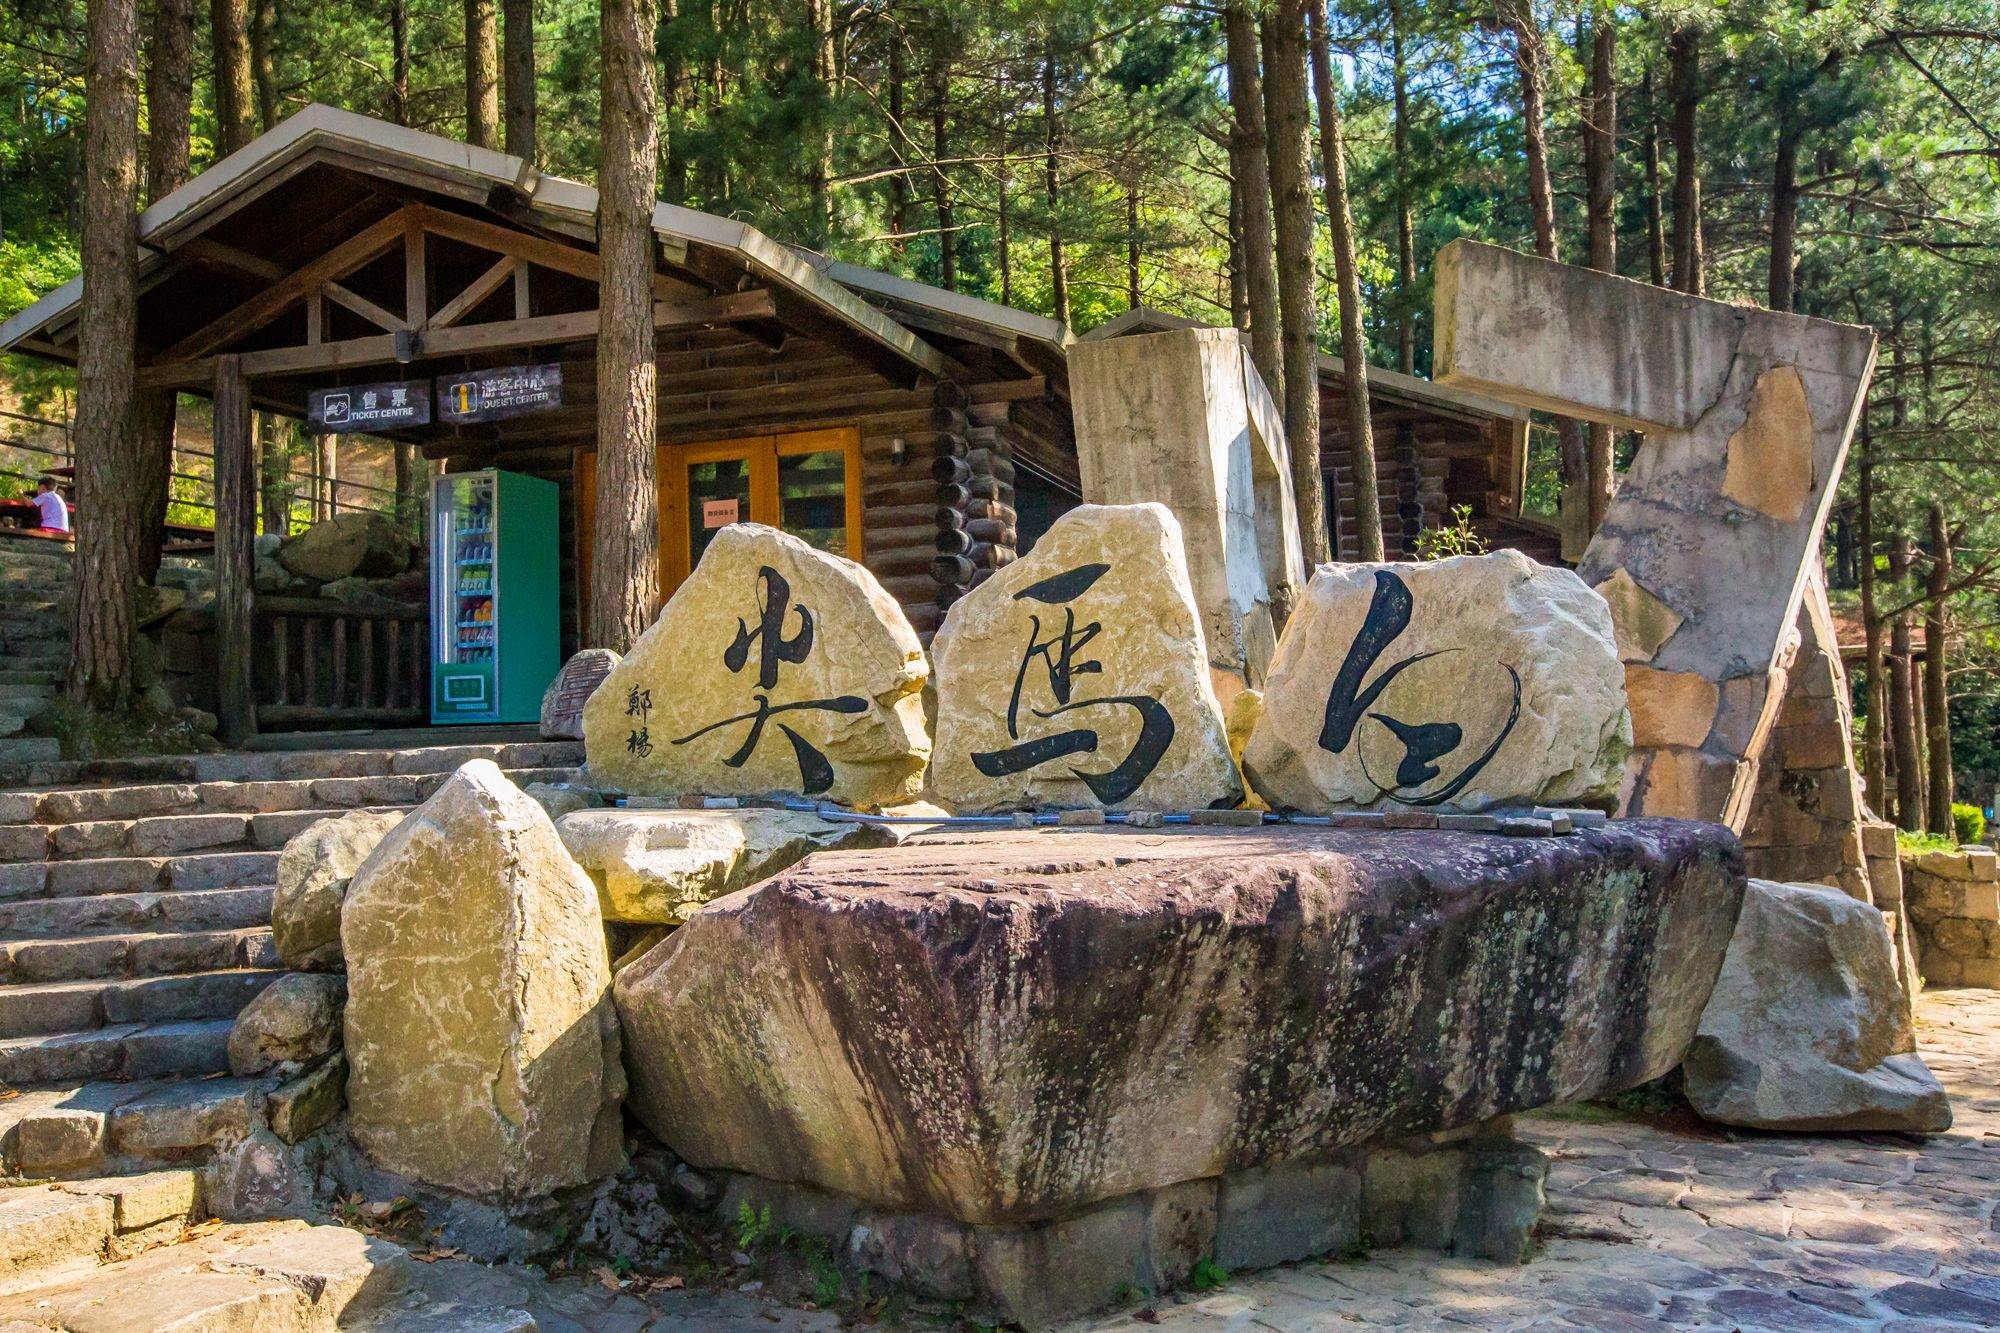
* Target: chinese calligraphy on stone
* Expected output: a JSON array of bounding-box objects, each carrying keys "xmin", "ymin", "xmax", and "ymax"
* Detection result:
[
  {"xmin": 1243, "ymin": 551, "xmax": 1630, "ymax": 814},
  {"xmin": 582, "ymin": 523, "xmax": 930, "ymax": 807},
  {"xmin": 930, "ymin": 503, "xmax": 1241, "ymax": 813}
]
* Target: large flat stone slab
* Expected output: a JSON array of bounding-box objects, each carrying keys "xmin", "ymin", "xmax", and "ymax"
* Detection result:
[{"xmin": 616, "ymin": 819, "xmax": 1742, "ymax": 1227}]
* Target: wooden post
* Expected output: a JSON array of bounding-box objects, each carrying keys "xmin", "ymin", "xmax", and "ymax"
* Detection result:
[{"xmin": 214, "ymin": 354, "xmax": 257, "ymax": 743}]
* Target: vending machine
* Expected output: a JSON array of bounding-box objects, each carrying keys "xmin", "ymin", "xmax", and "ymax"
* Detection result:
[{"xmin": 429, "ymin": 469, "xmax": 560, "ymax": 724}]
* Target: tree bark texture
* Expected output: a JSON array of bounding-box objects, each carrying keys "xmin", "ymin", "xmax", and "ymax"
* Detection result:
[
  {"xmin": 1389, "ymin": 0, "xmax": 1415, "ymax": 374},
  {"xmin": 1889, "ymin": 534, "xmax": 1923, "ymax": 829},
  {"xmin": 250, "ymin": 0, "xmax": 277, "ymax": 128},
  {"xmin": 592, "ymin": 0, "xmax": 662, "ymax": 652},
  {"xmin": 1769, "ymin": 111, "xmax": 1801, "ymax": 312},
  {"xmin": 1925, "ymin": 502, "xmax": 1955, "ymax": 834},
  {"xmin": 932, "ymin": 44, "xmax": 956, "ymax": 290},
  {"xmin": 213, "ymin": 357, "xmax": 256, "ymax": 742},
  {"xmin": 1308, "ymin": 1, "xmax": 1381, "ymax": 561},
  {"xmin": 1042, "ymin": 50, "xmax": 1067, "ymax": 325},
  {"xmin": 1260, "ymin": 0, "xmax": 1326, "ymax": 566},
  {"xmin": 1224, "ymin": 2, "xmax": 1282, "ymax": 402},
  {"xmin": 465, "ymin": 0, "xmax": 501, "ymax": 149},
  {"xmin": 314, "ymin": 433, "xmax": 337, "ymax": 519},
  {"xmin": 503, "ymin": 0, "xmax": 536, "ymax": 160},
  {"xmin": 1642, "ymin": 68, "xmax": 1665, "ymax": 287},
  {"xmin": 1582, "ymin": 17, "xmax": 1616, "ymax": 536},
  {"xmin": 390, "ymin": 0, "xmax": 410, "ymax": 125},
  {"xmin": 1857, "ymin": 439, "xmax": 1887, "ymax": 812},
  {"xmin": 807, "ymin": 0, "xmax": 835, "ymax": 249},
  {"xmin": 137, "ymin": 0, "xmax": 195, "ymax": 585},
  {"xmin": 69, "ymin": 0, "xmax": 144, "ymax": 709},
  {"xmin": 1668, "ymin": 27, "xmax": 1701, "ymax": 294},
  {"xmin": 259, "ymin": 414, "xmax": 295, "ymax": 536},
  {"xmin": 210, "ymin": 0, "xmax": 256, "ymax": 153}
]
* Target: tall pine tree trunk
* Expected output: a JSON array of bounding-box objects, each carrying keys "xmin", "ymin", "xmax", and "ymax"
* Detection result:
[
  {"xmin": 1042, "ymin": 49, "xmax": 1066, "ymax": 324},
  {"xmin": 1889, "ymin": 534, "xmax": 1923, "ymax": 829},
  {"xmin": 465, "ymin": 0, "xmax": 500, "ymax": 148},
  {"xmin": 1224, "ymin": 2, "xmax": 1281, "ymax": 400},
  {"xmin": 250, "ymin": 0, "xmax": 277, "ymax": 128},
  {"xmin": 592, "ymin": 0, "xmax": 661, "ymax": 651},
  {"xmin": 1124, "ymin": 181, "xmax": 1140, "ymax": 308},
  {"xmin": 211, "ymin": 0, "xmax": 256, "ymax": 153},
  {"xmin": 69, "ymin": 0, "xmax": 144, "ymax": 709},
  {"xmin": 932, "ymin": 45, "xmax": 955, "ymax": 290},
  {"xmin": 503, "ymin": 0, "xmax": 536, "ymax": 160},
  {"xmin": 1643, "ymin": 68, "xmax": 1665, "ymax": 286},
  {"xmin": 1389, "ymin": 0, "xmax": 1415, "ymax": 374},
  {"xmin": 136, "ymin": 0, "xmax": 194, "ymax": 587},
  {"xmin": 1581, "ymin": 16, "xmax": 1616, "ymax": 536},
  {"xmin": 1261, "ymin": 0, "xmax": 1325, "ymax": 566},
  {"xmin": 1308, "ymin": 1, "xmax": 1381, "ymax": 561},
  {"xmin": 390, "ymin": 0, "xmax": 410, "ymax": 125},
  {"xmin": 807, "ymin": 0, "xmax": 835, "ymax": 249},
  {"xmin": 1925, "ymin": 502, "xmax": 1955, "ymax": 834},
  {"xmin": 1668, "ymin": 26, "xmax": 1701, "ymax": 293},
  {"xmin": 1857, "ymin": 434, "xmax": 1887, "ymax": 810},
  {"xmin": 886, "ymin": 38, "xmax": 908, "ymax": 251}
]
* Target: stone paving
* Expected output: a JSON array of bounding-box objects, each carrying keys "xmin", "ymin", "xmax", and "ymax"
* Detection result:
[{"xmin": 1072, "ymin": 987, "xmax": 2000, "ymax": 1332}]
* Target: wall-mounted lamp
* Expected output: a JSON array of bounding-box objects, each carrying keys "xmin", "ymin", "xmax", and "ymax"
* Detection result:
[{"xmin": 890, "ymin": 436, "xmax": 906, "ymax": 465}]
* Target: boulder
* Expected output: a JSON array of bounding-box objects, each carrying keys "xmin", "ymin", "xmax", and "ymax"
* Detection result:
[
  {"xmin": 1683, "ymin": 879, "xmax": 1952, "ymax": 1133},
  {"xmin": 583, "ymin": 523, "xmax": 929, "ymax": 808},
  {"xmin": 228, "ymin": 973, "xmax": 346, "ymax": 1077},
  {"xmin": 342, "ymin": 760, "xmax": 624, "ymax": 1201},
  {"xmin": 555, "ymin": 806, "xmax": 899, "ymax": 925},
  {"xmin": 928, "ymin": 503, "xmax": 1241, "ymax": 813},
  {"xmin": 523, "ymin": 781, "xmax": 602, "ymax": 822},
  {"xmin": 541, "ymin": 649, "xmax": 619, "ymax": 741},
  {"xmin": 1243, "ymin": 550, "xmax": 1630, "ymax": 814},
  {"xmin": 271, "ymin": 810, "xmax": 406, "ymax": 970},
  {"xmin": 277, "ymin": 511, "xmax": 411, "ymax": 582},
  {"xmin": 615, "ymin": 818, "xmax": 1741, "ymax": 1225}
]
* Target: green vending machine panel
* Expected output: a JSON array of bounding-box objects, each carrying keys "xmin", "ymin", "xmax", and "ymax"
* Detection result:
[{"xmin": 430, "ymin": 469, "xmax": 561, "ymax": 724}]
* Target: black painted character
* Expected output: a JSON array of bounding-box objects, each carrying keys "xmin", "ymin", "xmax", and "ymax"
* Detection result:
[
  {"xmin": 625, "ymin": 726, "xmax": 653, "ymax": 758},
  {"xmin": 671, "ymin": 565, "xmax": 865, "ymax": 795},
  {"xmin": 971, "ymin": 562, "xmax": 1174, "ymax": 805},
  {"xmin": 1318, "ymin": 569, "xmax": 1520, "ymax": 805},
  {"xmin": 625, "ymin": 685, "xmax": 652, "ymax": 717}
]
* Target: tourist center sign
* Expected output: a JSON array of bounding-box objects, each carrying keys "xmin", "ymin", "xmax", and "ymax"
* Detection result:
[{"xmin": 307, "ymin": 364, "xmax": 563, "ymax": 433}]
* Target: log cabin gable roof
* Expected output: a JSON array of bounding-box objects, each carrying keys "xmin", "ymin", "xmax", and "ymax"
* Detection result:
[{"xmin": 0, "ymin": 103, "xmax": 951, "ymax": 393}]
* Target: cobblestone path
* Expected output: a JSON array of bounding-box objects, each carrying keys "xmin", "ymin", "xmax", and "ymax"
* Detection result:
[{"xmin": 1076, "ymin": 987, "xmax": 2000, "ymax": 1332}]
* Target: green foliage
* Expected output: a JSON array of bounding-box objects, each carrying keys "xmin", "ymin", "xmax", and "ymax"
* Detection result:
[
  {"xmin": 1414, "ymin": 504, "xmax": 1488, "ymax": 561},
  {"xmin": 1897, "ymin": 828, "xmax": 1957, "ymax": 855},
  {"xmin": 734, "ymin": 1202, "xmax": 774, "ymax": 1252},
  {"xmin": 1953, "ymin": 803, "xmax": 1985, "ymax": 846},
  {"xmin": 1189, "ymin": 1257, "xmax": 1228, "ymax": 1291}
]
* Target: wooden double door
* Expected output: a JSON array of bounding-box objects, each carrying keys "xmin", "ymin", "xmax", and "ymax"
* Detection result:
[{"xmin": 580, "ymin": 426, "xmax": 863, "ymax": 618}]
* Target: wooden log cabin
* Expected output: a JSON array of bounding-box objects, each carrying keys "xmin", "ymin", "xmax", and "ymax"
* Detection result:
[{"xmin": 0, "ymin": 105, "xmax": 1529, "ymax": 741}]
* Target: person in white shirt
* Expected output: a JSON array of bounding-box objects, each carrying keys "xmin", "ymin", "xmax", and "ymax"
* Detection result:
[{"xmin": 32, "ymin": 477, "xmax": 69, "ymax": 534}]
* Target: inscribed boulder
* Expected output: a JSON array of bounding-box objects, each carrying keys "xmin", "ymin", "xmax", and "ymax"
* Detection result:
[
  {"xmin": 583, "ymin": 524, "xmax": 928, "ymax": 808},
  {"xmin": 1243, "ymin": 551, "xmax": 1629, "ymax": 813},
  {"xmin": 928, "ymin": 503, "xmax": 1240, "ymax": 813}
]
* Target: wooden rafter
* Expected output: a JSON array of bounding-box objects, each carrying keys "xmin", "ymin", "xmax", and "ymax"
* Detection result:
[
  {"xmin": 430, "ymin": 255, "xmax": 519, "ymax": 329},
  {"xmin": 140, "ymin": 288, "xmax": 779, "ymax": 388},
  {"xmin": 154, "ymin": 205, "xmax": 417, "ymax": 364},
  {"xmin": 321, "ymin": 281, "xmax": 407, "ymax": 332}
]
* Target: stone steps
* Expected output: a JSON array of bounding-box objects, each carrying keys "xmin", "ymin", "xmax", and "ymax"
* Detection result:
[
  {"xmin": 5, "ymin": 764, "xmax": 579, "ymax": 826},
  {"xmin": 0, "ymin": 1076, "xmax": 263, "ymax": 1179},
  {"xmin": 24, "ymin": 805, "xmax": 403, "ymax": 864},
  {"xmin": 0, "ymin": 884, "xmax": 275, "ymax": 939},
  {"xmin": 0, "ymin": 968, "xmax": 286, "ymax": 1039},
  {"xmin": 0, "ymin": 851, "xmax": 282, "ymax": 902},
  {"xmin": 0, "ymin": 1218, "xmax": 409, "ymax": 1329},
  {"xmin": 0, "ymin": 925, "xmax": 274, "ymax": 985},
  {"xmin": 0, "ymin": 1172, "xmax": 203, "ymax": 1294},
  {"xmin": 0, "ymin": 737, "xmax": 581, "ymax": 795},
  {"xmin": 0, "ymin": 1016, "xmax": 235, "ymax": 1085}
]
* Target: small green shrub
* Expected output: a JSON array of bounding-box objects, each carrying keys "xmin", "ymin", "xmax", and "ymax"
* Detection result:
[
  {"xmin": 1413, "ymin": 504, "xmax": 1488, "ymax": 561},
  {"xmin": 1189, "ymin": 1257, "xmax": 1229, "ymax": 1291},
  {"xmin": 1897, "ymin": 829, "xmax": 1958, "ymax": 855},
  {"xmin": 1952, "ymin": 802, "xmax": 1985, "ymax": 846}
]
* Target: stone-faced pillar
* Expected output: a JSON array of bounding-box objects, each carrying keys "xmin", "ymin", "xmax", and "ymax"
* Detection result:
[
  {"xmin": 1433, "ymin": 241, "xmax": 1877, "ymax": 828},
  {"xmin": 1069, "ymin": 327, "xmax": 1307, "ymax": 707}
]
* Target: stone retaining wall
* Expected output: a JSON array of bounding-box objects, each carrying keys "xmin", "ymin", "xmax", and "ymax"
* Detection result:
[
  {"xmin": 1901, "ymin": 844, "xmax": 2000, "ymax": 988},
  {"xmin": 717, "ymin": 1119, "xmax": 1547, "ymax": 1329}
]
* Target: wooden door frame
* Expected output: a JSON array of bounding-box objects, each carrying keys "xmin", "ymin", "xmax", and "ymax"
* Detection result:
[{"xmin": 576, "ymin": 424, "xmax": 863, "ymax": 636}]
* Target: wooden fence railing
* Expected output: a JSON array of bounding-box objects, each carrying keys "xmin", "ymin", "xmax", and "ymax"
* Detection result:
[{"xmin": 254, "ymin": 596, "xmax": 428, "ymax": 730}]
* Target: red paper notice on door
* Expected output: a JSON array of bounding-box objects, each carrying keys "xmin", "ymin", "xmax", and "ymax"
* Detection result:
[{"xmin": 702, "ymin": 498, "xmax": 740, "ymax": 528}]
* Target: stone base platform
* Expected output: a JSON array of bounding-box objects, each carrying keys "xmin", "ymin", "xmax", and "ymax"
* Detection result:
[{"xmin": 718, "ymin": 1118, "xmax": 1549, "ymax": 1328}]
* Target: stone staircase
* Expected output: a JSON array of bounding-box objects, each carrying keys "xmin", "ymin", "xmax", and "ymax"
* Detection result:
[
  {"xmin": 0, "ymin": 543, "xmax": 72, "ymax": 759},
  {"xmin": 0, "ymin": 737, "xmax": 583, "ymax": 1182}
]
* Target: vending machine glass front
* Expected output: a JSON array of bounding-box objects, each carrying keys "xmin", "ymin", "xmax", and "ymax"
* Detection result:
[{"xmin": 431, "ymin": 472, "xmax": 499, "ymax": 721}]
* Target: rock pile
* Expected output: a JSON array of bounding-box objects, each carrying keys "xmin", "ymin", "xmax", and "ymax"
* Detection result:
[{"xmin": 1683, "ymin": 879, "xmax": 1952, "ymax": 1133}]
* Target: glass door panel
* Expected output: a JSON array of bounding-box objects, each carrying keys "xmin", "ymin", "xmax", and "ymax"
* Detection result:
[
  {"xmin": 777, "ymin": 448, "xmax": 848, "ymax": 556},
  {"xmin": 685, "ymin": 454, "xmax": 755, "ymax": 575}
]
